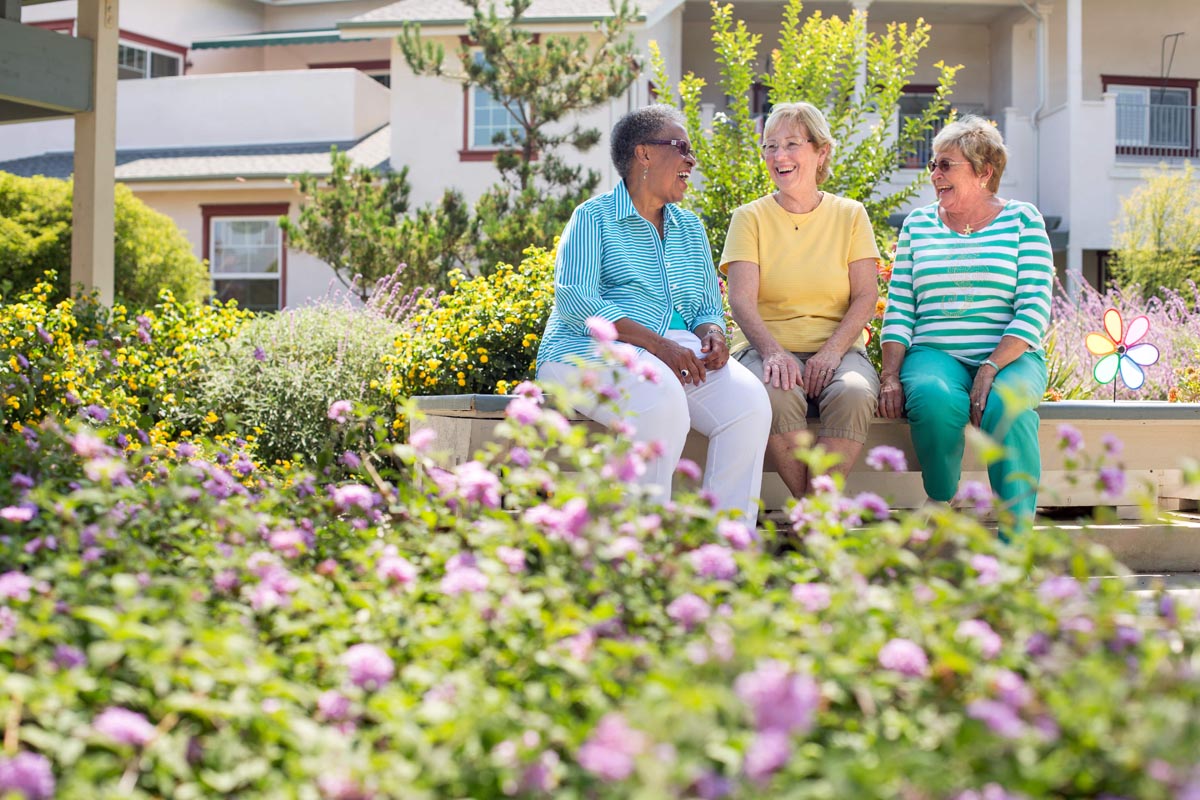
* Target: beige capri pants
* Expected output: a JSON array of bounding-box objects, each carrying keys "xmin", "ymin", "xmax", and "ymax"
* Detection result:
[{"xmin": 733, "ymin": 346, "xmax": 879, "ymax": 443}]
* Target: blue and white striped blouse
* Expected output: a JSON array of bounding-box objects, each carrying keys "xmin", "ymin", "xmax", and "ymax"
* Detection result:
[{"xmin": 536, "ymin": 180, "xmax": 726, "ymax": 372}]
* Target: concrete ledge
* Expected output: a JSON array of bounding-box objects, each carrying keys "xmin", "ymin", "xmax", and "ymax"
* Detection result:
[{"xmin": 411, "ymin": 395, "xmax": 1200, "ymax": 514}]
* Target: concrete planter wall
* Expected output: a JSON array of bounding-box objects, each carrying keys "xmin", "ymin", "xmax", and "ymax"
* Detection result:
[{"xmin": 411, "ymin": 396, "xmax": 1200, "ymax": 516}]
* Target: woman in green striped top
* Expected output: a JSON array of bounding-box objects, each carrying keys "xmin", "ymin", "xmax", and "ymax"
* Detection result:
[{"xmin": 879, "ymin": 116, "xmax": 1054, "ymax": 529}]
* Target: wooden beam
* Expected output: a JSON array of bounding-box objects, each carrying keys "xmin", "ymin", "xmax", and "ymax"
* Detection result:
[
  {"xmin": 70, "ymin": 0, "xmax": 118, "ymax": 306},
  {"xmin": 0, "ymin": 18, "xmax": 93, "ymax": 114}
]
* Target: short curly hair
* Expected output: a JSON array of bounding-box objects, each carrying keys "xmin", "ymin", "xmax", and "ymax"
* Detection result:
[
  {"xmin": 763, "ymin": 102, "xmax": 836, "ymax": 184},
  {"xmin": 932, "ymin": 115, "xmax": 1007, "ymax": 193},
  {"xmin": 610, "ymin": 104, "xmax": 688, "ymax": 180}
]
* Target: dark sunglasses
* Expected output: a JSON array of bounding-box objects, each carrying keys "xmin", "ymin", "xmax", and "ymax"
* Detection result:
[
  {"xmin": 927, "ymin": 158, "xmax": 970, "ymax": 173},
  {"xmin": 644, "ymin": 139, "xmax": 694, "ymax": 157}
]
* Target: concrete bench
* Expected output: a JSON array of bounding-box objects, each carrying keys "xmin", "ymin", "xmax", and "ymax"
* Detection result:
[{"xmin": 410, "ymin": 395, "xmax": 1200, "ymax": 516}]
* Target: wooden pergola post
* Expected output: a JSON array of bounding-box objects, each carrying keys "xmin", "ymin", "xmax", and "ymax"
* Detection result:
[{"xmin": 70, "ymin": 0, "xmax": 119, "ymax": 306}]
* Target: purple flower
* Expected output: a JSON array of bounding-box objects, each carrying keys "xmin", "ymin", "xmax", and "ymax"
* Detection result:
[
  {"xmin": 878, "ymin": 638, "xmax": 929, "ymax": 677},
  {"xmin": 810, "ymin": 474, "xmax": 837, "ymax": 494},
  {"xmin": 585, "ymin": 316, "xmax": 618, "ymax": 343},
  {"xmin": 454, "ymin": 461, "xmax": 501, "ymax": 508},
  {"xmin": 743, "ymin": 730, "xmax": 791, "ymax": 785},
  {"xmin": 506, "ymin": 396, "xmax": 542, "ymax": 425},
  {"xmin": 691, "ymin": 771, "xmax": 733, "ymax": 800},
  {"xmin": 376, "ymin": 550, "xmax": 418, "ymax": 587},
  {"xmin": 1057, "ymin": 424, "xmax": 1084, "ymax": 455},
  {"xmin": 507, "ymin": 447, "xmax": 531, "ymax": 467},
  {"xmin": 689, "ymin": 544, "xmax": 738, "ymax": 580},
  {"xmin": 1, "ymin": 506, "xmax": 36, "ymax": 523},
  {"xmin": 955, "ymin": 481, "xmax": 993, "ymax": 514},
  {"xmin": 268, "ymin": 529, "xmax": 306, "ymax": 558},
  {"xmin": 83, "ymin": 404, "xmax": 109, "ymax": 422},
  {"xmin": 735, "ymin": 660, "xmax": 819, "ymax": 735},
  {"xmin": 992, "ymin": 669, "xmax": 1032, "ymax": 708},
  {"xmin": 0, "ymin": 751, "xmax": 55, "ymax": 800},
  {"xmin": 966, "ymin": 699, "xmax": 1026, "ymax": 739},
  {"xmin": 1102, "ymin": 433, "xmax": 1124, "ymax": 456},
  {"xmin": 341, "ymin": 644, "xmax": 394, "ymax": 690},
  {"xmin": 602, "ymin": 452, "xmax": 646, "ymax": 483},
  {"xmin": 408, "ymin": 428, "xmax": 436, "ymax": 453},
  {"xmin": 496, "ymin": 546, "xmax": 526, "ymax": 575},
  {"xmin": 93, "ymin": 707, "xmax": 157, "ymax": 747},
  {"xmin": 791, "ymin": 582, "xmax": 832, "ymax": 612},
  {"xmin": 717, "ymin": 520, "xmax": 755, "ymax": 550},
  {"xmin": 956, "ymin": 619, "xmax": 1003, "ymax": 659},
  {"xmin": 441, "ymin": 565, "xmax": 489, "ymax": 596},
  {"xmin": 340, "ymin": 451, "xmax": 361, "ymax": 469},
  {"xmin": 577, "ymin": 713, "xmax": 646, "ymax": 782},
  {"xmin": 69, "ymin": 431, "xmax": 111, "ymax": 459},
  {"xmin": 10, "ymin": 474, "xmax": 33, "ymax": 491},
  {"xmin": 317, "ymin": 690, "xmax": 354, "ymax": 722},
  {"xmin": 865, "ymin": 445, "xmax": 907, "ymax": 472},
  {"xmin": 970, "ymin": 554, "xmax": 1001, "ymax": 586},
  {"xmin": 855, "ymin": 492, "xmax": 890, "ymax": 520},
  {"xmin": 513, "ymin": 381, "xmax": 544, "ymax": 402},
  {"xmin": 1037, "ymin": 575, "xmax": 1081, "ymax": 602},
  {"xmin": 0, "ymin": 571, "xmax": 33, "ymax": 601},
  {"xmin": 327, "ymin": 400, "xmax": 353, "ymax": 423},
  {"xmin": 253, "ymin": 346, "xmax": 267, "ymax": 362},
  {"xmin": 331, "ymin": 484, "xmax": 375, "ymax": 512},
  {"xmin": 53, "ymin": 645, "xmax": 87, "ymax": 670},
  {"xmin": 666, "ymin": 593, "xmax": 711, "ymax": 630},
  {"xmin": 0, "ymin": 608, "xmax": 15, "ymax": 642},
  {"xmin": 524, "ymin": 498, "xmax": 590, "ymax": 541},
  {"xmin": 1098, "ymin": 465, "xmax": 1126, "ymax": 499},
  {"xmin": 675, "ymin": 458, "xmax": 702, "ymax": 482}
]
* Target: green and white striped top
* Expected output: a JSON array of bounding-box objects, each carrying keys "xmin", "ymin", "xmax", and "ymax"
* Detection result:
[{"xmin": 881, "ymin": 200, "xmax": 1054, "ymax": 365}]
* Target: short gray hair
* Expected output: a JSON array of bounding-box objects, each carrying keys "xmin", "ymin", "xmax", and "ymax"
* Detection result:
[
  {"xmin": 610, "ymin": 104, "xmax": 688, "ymax": 180},
  {"xmin": 932, "ymin": 115, "xmax": 1007, "ymax": 193}
]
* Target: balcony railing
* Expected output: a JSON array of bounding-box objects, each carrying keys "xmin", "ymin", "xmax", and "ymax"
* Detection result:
[{"xmin": 1114, "ymin": 101, "xmax": 1197, "ymax": 161}]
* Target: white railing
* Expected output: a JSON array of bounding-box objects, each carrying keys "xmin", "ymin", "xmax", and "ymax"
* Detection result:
[{"xmin": 1114, "ymin": 101, "xmax": 1196, "ymax": 162}]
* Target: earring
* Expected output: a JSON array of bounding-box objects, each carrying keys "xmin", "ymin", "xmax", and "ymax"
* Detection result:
[
  {"xmin": 980, "ymin": 180, "xmax": 987, "ymax": 189},
  {"xmin": 642, "ymin": 167, "xmax": 649, "ymax": 181}
]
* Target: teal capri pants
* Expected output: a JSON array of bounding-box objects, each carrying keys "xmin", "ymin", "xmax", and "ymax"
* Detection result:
[{"xmin": 900, "ymin": 345, "xmax": 1047, "ymax": 524}]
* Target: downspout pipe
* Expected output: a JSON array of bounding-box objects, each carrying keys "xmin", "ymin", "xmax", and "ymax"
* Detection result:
[{"xmin": 1019, "ymin": 0, "xmax": 1046, "ymax": 208}]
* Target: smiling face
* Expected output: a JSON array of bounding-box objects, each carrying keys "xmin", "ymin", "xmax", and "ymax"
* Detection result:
[
  {"xmin": 638, "ymin": 122, "xmax": 697, "ymax": 205},
  {"xmin": 929, "ymin": 145, "xmax": 993, "ymax": 214},
  {"xmin": 760, "ymin": 121, "xmax": 826, "ymax": 192}
]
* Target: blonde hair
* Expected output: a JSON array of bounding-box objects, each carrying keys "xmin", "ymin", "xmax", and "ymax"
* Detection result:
[
  {"xmin": 762, "ymin": 101, "xmax": 835, "ymax": 184},
  {"xmin": 932, "ymin": 115, "xmax": 1007, "ymax": 193}
]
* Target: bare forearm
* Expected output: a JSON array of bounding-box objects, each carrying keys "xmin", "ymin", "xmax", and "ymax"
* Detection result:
[
  {"xmin": 820, "ymin": 293, "xmax": 876, "ymax": 357},
  {"xmin": 613, "ymin": 317, "xmax": 668, "ymax": 357},
  {"xmin": 880, "ymin": 341, "xmax": 907, "ymax": 379},
  {"xmin": 729, "ymin": 296, "xmax": 786, "ymax": 357},
  {"xmin": 983, "ymin": 335, "xmax": 1032, "ymax": 370}
]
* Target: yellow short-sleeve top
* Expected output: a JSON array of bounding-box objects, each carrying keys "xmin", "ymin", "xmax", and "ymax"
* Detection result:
[{"xmin": 719, "ymin": 192, "xmax": 880, "ymax": 354}]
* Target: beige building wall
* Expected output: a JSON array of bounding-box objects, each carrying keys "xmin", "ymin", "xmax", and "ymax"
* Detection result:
[{"xmin": 1080, "ymin": 0, "xmax": 1199, "ymax": 100}]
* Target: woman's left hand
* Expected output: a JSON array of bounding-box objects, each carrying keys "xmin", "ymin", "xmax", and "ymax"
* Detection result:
[
  {"xmin": 803, "ymin": 348, "xmax": 841, "ymax": 397},
  {"xmin": 699, "ymin": 329, "xmax": 729, "ymax": 371},
  {"xmin": 969, "ymin": 368, "xmax": 995, "ymax": 427}
]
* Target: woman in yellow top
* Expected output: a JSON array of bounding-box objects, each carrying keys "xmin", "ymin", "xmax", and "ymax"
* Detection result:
[{"xmin": 721, "ymin": 102, "xmax": 881, "ymax": 497}]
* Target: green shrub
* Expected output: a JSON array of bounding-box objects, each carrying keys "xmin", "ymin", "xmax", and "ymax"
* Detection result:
[
  {"xmin": 0, "ymin": 172, "xmax": 210, "ymax": 306},
  {"xmin": 385, "ymin": 246, "xmax": 554, "ymax": 396},
  {"xmin": 183, "ymin": 304, "xmax": 403, "ymax": 465}
]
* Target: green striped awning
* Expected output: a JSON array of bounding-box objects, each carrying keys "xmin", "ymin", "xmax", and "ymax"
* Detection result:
[{"xmin": 191, "ymin": 29, "xmax": 342, "ymax": 50}]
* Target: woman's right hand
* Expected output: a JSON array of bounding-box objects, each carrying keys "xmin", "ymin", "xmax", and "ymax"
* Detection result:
[
  {"xmin": 878, "ymin": 372, "xmax": 905, "ymax": 418},
  {"xmin": 762, "ymin": 350, "xmax": 803, "ymax": 391},
  {"xmin": 654, "ymin": 338, "xmax": 707, "ymax": 385}
]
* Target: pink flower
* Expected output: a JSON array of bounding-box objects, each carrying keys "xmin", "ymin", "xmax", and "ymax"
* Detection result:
[
  {"xmin": 585, "ymin": 316, "xmax": 618, "ymax": 343},
  {"xmin": 955, "ymin": 481, "xmax": 993, "ymax": 514},
  {"xmin": 992, "ymin": 669, "xmax": 1032, "ymax": 708},
  {"xmin": 717, "ymin": 520, "xmax": 755, "ymax": 551},
  {"xmin": 1098, "ymin": 465, "xmax": 1126, "ymax": 499},
  {"xmin": 93, "ymin": 707, "xmax": 156, "ymax": 747},
  {"xmin": 327, "ymin": 400, "xmax": 353, "ymax": 423},
  {"xmin": 496, "ymin": 546, "xmax": 526, "ymax": 574},
  {"xmin": 0, "ymin": 751, "xmax": 55, "ymax": 800},
  {"xmin": 689, "ymin": 544, "xmax": 738, "ymax": 580},
  {"xmin": 0, "ymin": 572, "xmax": 33, "ymax": 602},
  {"xmin": 441, "ymin": 566, "xmax": 489, "ymax": 596},
  {"xmin": 0, "ymin": 506, "xmax": 35, "ymax": 523},
  {"xmin": 602, "ymin": 452, "xmax": 646, "ymax": 483},
  {"xmin": 666, "ymin": 593, "xmax": 711, "ymax": 629},
  {"xmin": 513, "ymin": 381, "xmax": 544, "ymax": 401},
  {"xmin": 505, "ymin": 396, "xmax": 542, "ymax": 425},
  {"xmin": 743, "ymin": 730, "xmax": 791, "ymax": 785},
  {"xmin": 341, "ymin": 644, "xmax": 394, "ymax": 690},
  {"xmin": 331, "ymin": 484, "xmax": 375, "ymax": 512},
  {"xmin": 69, "ymin": 430, "xmax": 111, "ymax": 459},
  {"xmin": 1101, "ymin": 433, "xmax": 1124, "ymax": 456},
  {"xmin": 1057, "ymin": 424, "xmax": 1084, "ymax": 455},
  {"xmin": 317, "ymin": 774, "xmax": 373, "ymax": 800},
  {"xmin": 878, "ymin": 638, "xmax": 929, "ymax": 677},
  {"xmin": 1037, "ymin": 575, "xmax": 1081, "ymax": 602},
  {"xmin": 855, "ymin": 492, "xmax": 890, "ymax": 520},
  {"xmin": 454, "ymin": 461, "xmax": 501, "ymax": 508},
  {"xmin": 408, "ymin": 428, "xmax": 436, "ymax": 453},
  {"xmin": 791, "ymin": 582, "xmax": 831, "ymax": 612},
  {"xmin": 675, "ymin": 458, "xmax": 702, "ymax": 482},
  {"xmin": 317, "ymin": 690, "xmax": 354, "ymax": 722},
  {"xmin": 376, "ymin": 549, "xmax": 418, "ymax": 587},
  {"xmin": 970, "ymin": 554, "xmax": 1001, "ymax": 586},
  {"xmin": 268, "ymin": 529, "xmax": 306, "ymax": 558},
  {"xmin": 956, "ymin": 619, "xmax": 1003, "ymax": 659},
  {"xmin": 966, "ymin": 699, "xmax": 1026, "ymax": 739},
  {"xmin": 865, "ymin": 445, "xmax": 907, "ymax": 472},
  {"xmin": 577, "ymin": 713, "xmax": 646, "ymax": 781},
  {"xmin": 734, "ymin": 660, "xmax": 819, "ymax": 735},
  {"xmin": 809, "ymin": 474, "xmax": 837, "ymax": 494},
  {"xmin": 523, "ymin": 498, "xmax": 590, "ymax": 541}
]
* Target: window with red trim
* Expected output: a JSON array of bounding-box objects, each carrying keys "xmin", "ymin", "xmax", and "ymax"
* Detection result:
[{"xmin": 1102, "ymin": 75, "xmax": 1197, "ymax": 157}]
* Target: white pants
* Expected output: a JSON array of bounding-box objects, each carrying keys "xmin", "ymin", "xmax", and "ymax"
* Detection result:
[{"xmin": 539, "ymin": 330, "xmax": 772, "ymax": 521}]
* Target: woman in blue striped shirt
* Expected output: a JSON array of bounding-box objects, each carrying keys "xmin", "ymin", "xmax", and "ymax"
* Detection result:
[
  {"xmin": 879, "ymin": 116, "xmax": 1054, "ymax": 529},
  {"xmin": 537, "ymin": 105, "xmax": 771, "ymax": 521}
]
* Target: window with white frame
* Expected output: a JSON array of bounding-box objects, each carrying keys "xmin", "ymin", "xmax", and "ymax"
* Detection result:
[
  {"xmin": 117, "ymin": 42, "xmax": 181, "ymax": 80},
  {"xmin": 468, "ymin": 51, "xmax": 523, "ymax": 150},
  {"xmin": 209, "ymin": 217, "xmax": 283, "ymax": 312},
  {"xmin": 897, "ymin": 89, "xmax": 985, "ymax": 169},
  {"xmin": 1107, "ymin": 82, "xmax": 1194, "ymax": 152}
]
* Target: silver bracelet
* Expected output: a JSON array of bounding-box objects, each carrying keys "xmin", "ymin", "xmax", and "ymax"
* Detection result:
[{"xmin": 982, "ymin": 358, "xmax": 1001, "ymax": 372}]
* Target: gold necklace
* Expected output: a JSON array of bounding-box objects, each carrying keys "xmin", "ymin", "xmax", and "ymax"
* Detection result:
[
  {"xmin": 941, "ymin": 203, "xmax": 999, "ymax": 235},
  {"xmin": 776, "ymin": 191, "xmax": 824, "ymax": 230}
]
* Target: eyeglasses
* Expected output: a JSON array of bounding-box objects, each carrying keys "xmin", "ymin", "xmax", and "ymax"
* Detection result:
[
  {"xmin": 760, "ymin": 138, "xmax": 813, "ymax": 157},
  {"xmin": 927, "ymin": 158, "xmax": 970, "ymax": 173},
  {"xmin": 643, "ymin": 139, "xmax": 694, "ymax": 157}
]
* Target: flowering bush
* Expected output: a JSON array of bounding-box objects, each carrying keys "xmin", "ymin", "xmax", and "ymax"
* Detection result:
[
  {"xmin": 385, "ymin": 246, "xmax": 554, "ymax": 397},
  {"xmin": 1, "ymin": 368, "xmax": 1198, "ymax": 798}
]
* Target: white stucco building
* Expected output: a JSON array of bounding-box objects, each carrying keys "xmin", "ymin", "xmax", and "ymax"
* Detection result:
[{"xmin": 1, "ymin": 0, "xmax": 1197, "ymax": 309}]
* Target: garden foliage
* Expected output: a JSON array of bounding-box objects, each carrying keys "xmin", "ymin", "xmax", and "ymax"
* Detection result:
[
  {"xmin": 0, "ymin": 172, "xmax": 210, "ymax": 306},
  {"xmin": 0, "ymin": 371, "xmax": 1198, "ymax": 798},
  {"xmin": 1108, "ymin": 162, "xmax": 1200, "ymax": 300},
  {"xmin": 649, "ymin": 0, "xmax": 959, "ymax": 260}
]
